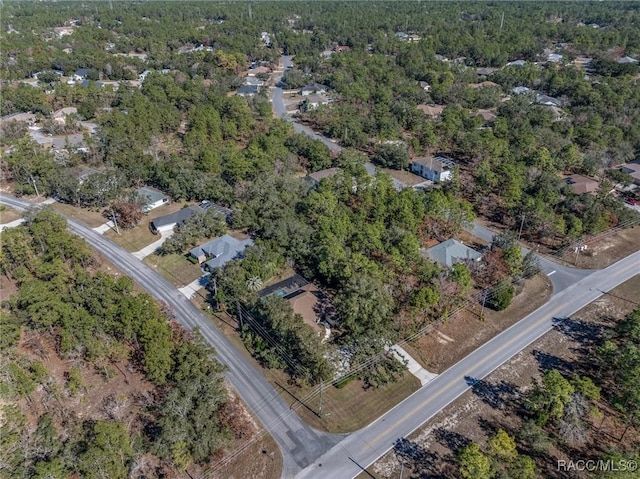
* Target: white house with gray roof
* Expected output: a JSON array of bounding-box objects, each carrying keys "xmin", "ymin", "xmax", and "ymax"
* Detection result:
[
  {"xmin": 410, "ymin": 156, "xmax": 456, "ymax": 182},
  {"xmin": 136, "ymin": 187, "xmax": 169, "ymax": 213}
]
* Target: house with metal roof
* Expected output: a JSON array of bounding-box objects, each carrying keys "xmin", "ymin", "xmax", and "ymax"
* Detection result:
[
  {"xmin": 188, "ymin": 235, "xmax": 253, "ymax": 270},
  {"xmin": 136, "ymin": 187, "xmax": 169, "ymax": 213},
  {"xmin": 422, "ymin": 239, "xmax": 482, "ymax": 268},
  {"xmin": 150, "ymin": 205, "xmax": 205, "ymax": 234}
]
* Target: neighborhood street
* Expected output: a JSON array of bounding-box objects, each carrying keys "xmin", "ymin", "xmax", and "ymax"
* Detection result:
[
  {"xmin": 294, "ymin": 249, "xmax": 640, "ymax": 479},
  {"xmin": 0, "ymin": 193, "xmax": 341, "ymax": 478}
]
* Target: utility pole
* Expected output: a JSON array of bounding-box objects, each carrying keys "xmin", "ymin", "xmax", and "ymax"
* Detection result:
[
  {"xmin": 500, "ymin": 11, "xmax": 505, "ymax": 33},
  {"xmin": 236, "ymin": 301, "xmax": 243, "ymax": 330},
  {"xmin": 110, "ymin": 208, "xmax": 120, "ymax": 234},
  {"xmin": 318, "ymin": 378, "xmax": 323, "ymax": 418},
  {"xmin": 29, "ymin": 174, "xmax": 40, "ymax": 197},
  {"xmin": 574, "ymin": 239, "xmax": 583, "ymax": 266},
  {"xmin": 517, "ymin": 213, "xmax": 526, "ymax": 241},
  {"xmin": 480, "ymin": 288, "xmax": 488, "ymax": 319}
]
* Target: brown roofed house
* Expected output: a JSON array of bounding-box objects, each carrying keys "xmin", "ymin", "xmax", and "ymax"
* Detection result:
[
  {"xmin": 416, "ymin": 104, "xmax": 445, "ymax": 118},
  {"xmin": 565, "ymin": 174, "xmax": 600, "ymax": 194}
]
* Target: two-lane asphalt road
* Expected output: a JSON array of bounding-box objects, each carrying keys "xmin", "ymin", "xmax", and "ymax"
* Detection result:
[
  {"xmin": 468, "ymin": 222, "xmax": 593, "ymax": 293},
  {"xmin": 0, "ymin": 194, "xmax": 340, "ymax": 478},
  {"xmin": 295, "ymin": 250, "xmax": 640, "ymax": 479}
]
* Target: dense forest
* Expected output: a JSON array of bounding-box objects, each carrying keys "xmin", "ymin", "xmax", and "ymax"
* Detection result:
[{"xmin": 0, "ymin": 210, "xmax": 253, "ymax": 478}]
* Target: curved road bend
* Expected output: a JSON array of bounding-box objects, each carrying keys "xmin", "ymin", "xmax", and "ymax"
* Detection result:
[
  {"xmin": 0, "ymin": 194, "xmax": 341, "ymax": 478},
  {"xmin": 295, "ymin": 249, "xmax": 640, "ymax": 479}
]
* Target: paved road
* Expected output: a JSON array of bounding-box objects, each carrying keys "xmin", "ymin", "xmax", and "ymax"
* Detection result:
[
  {"xmin": 468, "ymin": 222, "xmax": 593, "ymax": 293},
  {"xmin": 295, "ymin": 250, "xmax": 640, "ymax": 479},
  {"xmin": 0, "ymin": 194, "xmax": 341, "ymax": 478},
  {"xmin": 271, "ymin": 56, "xmax": 343, "ymax": 155}
]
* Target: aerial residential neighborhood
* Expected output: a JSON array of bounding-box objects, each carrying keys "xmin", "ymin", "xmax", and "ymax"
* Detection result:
[{"xmin": 1, "ymin": 2, "xmax": 639, "ymax": 479}]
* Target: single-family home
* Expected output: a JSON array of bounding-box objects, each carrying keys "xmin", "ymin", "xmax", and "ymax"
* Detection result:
[
  {"xmin": 422, "ymin": 239, "xmax": 482, "ymax": 268},
  {"xmin": 334, "ymin": 45, "xmax": 351, "ymax": 53},
  {"xmin": 136, "ymin": 187, "xmax": 169, "ymax": 213},
  {"xmin": 150, "ymin": 205, "xmax": 205, "ymax": 234},
  {"xmin": 470, "ymin": 109, "xmax": 498, "ymax": 122},
  {"xmin": 547, "ymin": 53, "xmax": 564, "ymax": 63},
  {"xmin": 416, "ymin": 104, "xmax": 445, "ymax": 118},
  {"xmin": 73, "ymin": 69, "xmax": 89, "ymax": 82},
  {"xmin": 247, "ymin": 65, "xmax": 270, "ymax": 77},
  {"xmin": 299, "ymin": 83, "xmax": 329, "ymax": 96},
  {"xmin": 237, "ymin": 84, "xmax": 260, "ymax": 97},
  {"xmin": 410, "ymin": 156, "xmax": 456, "ymax": 182},
  {"xmin": 244, "ymin": 76, "xmax": 264, "ymax": 87},
  {"xmin": 258, "ymin": 274, "xmax": 337, "ymax": 333},
  {"xmin": 476, "ymin": 67, "xmax": 498, "ymax": 78},
  {"xmin": 306, "ymin": 167, "xmax": 340, "ymax": 185},
  {"xmin": 565, "ymin": 175, "xmax": 600, "ymax": 195},
  {"xmin": 512, "ymin": 86, "xmax": 532, "ymax": 95},
  {"xmin": 506, "ymin": 60, "xmax": 526, "ymax": 67},
  {"xmin": 189, "ymin": 234, "xmax": 253, "ymax": 271},
  {"xmin": 0, "ymin": 112, "xmax": 36, "ymax": 127},
  {"xmin": 536, "ymin": 93, "xmax": 563, "ymax": 107},
  {"xmin": 619, "ymin": 161, "xmax": 640, "ymax": 185},
  {"xmin": 301, "ymin": 94, "xmax": 331, "ymax": 111},
  {"xmin": 419, "ymin": 81, "xmax": 431, "ymax": 92}
]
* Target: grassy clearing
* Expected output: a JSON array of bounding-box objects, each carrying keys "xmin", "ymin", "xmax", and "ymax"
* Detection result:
[
  {"xmin": 104, "ymin": 201, "xmax": 190, "ymax": 252},
  {"xmin": 143, "ymin": 253, "xmax": 202, "ymax": 287},
  {"xmin": 50, "ymin": 202, "xmax": 107, "ymax": 227}
]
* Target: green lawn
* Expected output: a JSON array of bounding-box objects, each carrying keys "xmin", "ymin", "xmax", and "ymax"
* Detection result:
[
  {"xmin": 143, "ymin": 253, "xmax": 203, "ymax": 287},
  {"xmin": 50, "ymin": 202, "xmax": 107, "ymax": 227}
]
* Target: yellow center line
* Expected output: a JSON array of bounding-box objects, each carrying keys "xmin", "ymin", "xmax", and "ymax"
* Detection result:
[{"xmin": 361, "ymin": 260, "xmax": 640, "ymax": 451}]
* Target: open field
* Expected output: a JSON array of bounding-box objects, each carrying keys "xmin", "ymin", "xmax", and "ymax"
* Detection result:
[
  {"xmin": 404, "ymin": 273, "xmax": 553, "ymax": 373},
  {"xmin": 143, "ymin": 253, "xmax": 203, "ymax": 287},
  {"xmin": 104, "ymin": 201, "xmax": 188, "ymax": 252},
  {"xmin": 208, "ymin": 310, "xmax": 421, "ymax": 434},
  {"xmin": 364, "ymin": 275, "xmax": 640, "ymax": 479},
  {"xmin": 50, "ymin": 202, "xmax": 107, "ymax": 227},
  {"xmin": 558, "ymin": 224, "xmax": 640, "ymax": 269}
]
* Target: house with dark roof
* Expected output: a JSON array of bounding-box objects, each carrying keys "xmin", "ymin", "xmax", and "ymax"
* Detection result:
[
  {"xmin": 258, "ymin": 274, "xmax": 336, "ymax": 333},
  {"xmin": 188, "ymin": 235, "xmax": 253, "ymax": 271},
  {"xmin": 150, "ymin": 205, "xmax": 205, "ymax": 234},
  {"xmin": 301, "ymin": 94, "xmax": 332, "ymax": 111},
  {"xmin": 410, "ymin": 156, "xmax": 456, "ymax": 182},
  {"xmin": 619, "ymin": 161, "xmax": 640, "ymax": 185},
  {"xmin": 73, "ymin": 69, "xmax": 89, "ymax": 81},
  {"xmin": 536, "ymin": 93, "xmax": 563, "ymax": 107},
  {"xmin": 136, "ymin": 187, "xmax": 169, "ymax": 213},
  {"xmin": 422, "ymin": 239, "xmax": 482, "ymax": 268}
]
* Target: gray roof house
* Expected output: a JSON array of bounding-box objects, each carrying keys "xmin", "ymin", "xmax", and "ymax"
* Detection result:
[
  {"xmin": 136, "ymin": 187, "xmax": 169, "ymax": 213},
  {"xmin": 422, "ymin": 239, "xmax": 482, "ymax": 268},
  {"xmin": 188, "ymin": 235, "xmax": 254, "ymax": 270},
  {"xmin": 300, "ymin": 83, "xmax": 329, "ymax": 96},
  {"xmin": 237, "ymin": 84, "xmax": 260, "ymax": 97},
  {"xmin": 150, "ymin": 205, "xmax": 205, "ymax": 234}
]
